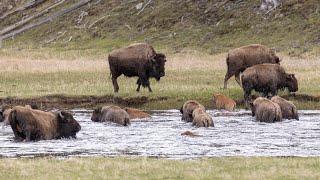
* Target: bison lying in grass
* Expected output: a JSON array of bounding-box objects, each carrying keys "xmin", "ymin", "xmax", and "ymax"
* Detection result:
[{"xmin": 108, "ymin": 43, "xmax": 166, "ymax": 93}]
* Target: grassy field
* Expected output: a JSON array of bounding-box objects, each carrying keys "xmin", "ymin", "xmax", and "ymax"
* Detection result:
[
  {"xmin": 0, "ymin": 157, "xmax": 319, "ymax": 179},
  {"xmin": 0, "ymin": 49, "xmax": 319, "ymax": 110}
]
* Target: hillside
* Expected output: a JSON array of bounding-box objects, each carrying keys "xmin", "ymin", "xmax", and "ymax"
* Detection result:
[{"xmin": 0, "ymin": 0, "xmax": 319, "ymax": 57}]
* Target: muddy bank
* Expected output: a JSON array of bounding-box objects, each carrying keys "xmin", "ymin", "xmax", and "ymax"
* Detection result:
[
  {"xmin": 0, "ymin": 93, "xmax": 319, "ymax": 110},
  {"xmin": 0, "ymin": 94, "xmax": 168, "ymax": 109}
]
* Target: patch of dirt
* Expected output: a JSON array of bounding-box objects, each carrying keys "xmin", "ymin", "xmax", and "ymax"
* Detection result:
[{"xmin": 0, "ymin": 94, "xmax": 169, "ymax": 110}]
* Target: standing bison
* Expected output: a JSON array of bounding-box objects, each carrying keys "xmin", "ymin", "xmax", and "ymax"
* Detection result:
[
  {"xmin": 180, "ymin": 100, "xmax": 205, "ymax": 122},
  {"xmin": 9, "ymin": 106, "xmax": 81, "ymax": 142},
  {"xmin": 241, "ymin": 64, "xmax": 298, "ymax": 106},
  {"xmin": 224, "ymin": 44, "xmax": 280, "ymax": 89},
  {"xmin": 108, "ymin": 43, "xmax": 166, "ymax": 92},
  {"xmin": 192, "ymin": 107, "xmax": 214, "ymax": 127}
]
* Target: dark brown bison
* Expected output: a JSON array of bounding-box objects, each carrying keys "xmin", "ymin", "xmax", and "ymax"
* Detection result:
[
  {"xmin": 123, "ymin": 107, "xmax": 151, "ymax": 120},
  {"xmin": 180, "ymin": 100, "xmax": 205, "ymax": 122},
  {"xmin": 192, "ymin": 107, "xmax": 214, "ymax": 127},
  {"xmin": 212, "ymin": 93, "xmax": 236, "ymax": 111},
  {"xmin": 251, "ymin": 97, "xmax": 282, "ymax": 123},
  {"xmin": 8, "ymin": 106, "xmax": 81, "ymax": 142},
  {"xmin": 224, "ymin": 44, "xmax": 280, "ymax": 89},
  {"xmin": 271, "ymin": 96, "xmax": 299, "ymax": 120},
  {"xmin": 241, "ymin": 64, "xmax": 298, "ymax": 106},
  {"xmin": 108, "ymin": 43, "xmax": 167, "ymax": 92},
  {"xmin": 91, "ymin": 105, "xmax": 130, "ymax": 126}
]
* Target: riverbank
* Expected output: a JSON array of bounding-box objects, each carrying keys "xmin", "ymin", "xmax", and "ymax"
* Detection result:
[{"xmin": 0, "ymin": 51, "xmax": 319, "ymax": 110}]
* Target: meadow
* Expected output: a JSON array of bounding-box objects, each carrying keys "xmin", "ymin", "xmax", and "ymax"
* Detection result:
[{"xmin": 0, "ymin": 48, "xmax": 319, "ymax": 110}]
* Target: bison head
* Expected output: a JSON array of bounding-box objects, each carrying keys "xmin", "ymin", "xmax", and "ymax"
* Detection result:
[
  {"xmin": 273, "ymin": 55, "xmax": 281, "ymax": 64},
  {"xmin": 91, "ymin": 107, "xmax": 102, "ymax": 122},
  {"xmin": 149, "ymin": 53, "xmax": 166, "ymax": 81},
  {"xmin": 57, "ymin": 111, "xmax": 81, "ymax": 138},
  {"xmin": 286, "ymin": 74, "xmax": 298, "ymax": 92}
]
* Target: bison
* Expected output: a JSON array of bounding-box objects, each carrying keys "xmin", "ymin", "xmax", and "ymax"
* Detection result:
[
  {"xmin": 224, "ymin": 44, "xmax": 280, "ymax": 89},
  {"xmin": 251, "ymin": 97, "xmax": 282, "ymax": 123},
  {"xmin": 1, "ymin": 104, "xmax": 38, "ymax": 126},
  {"xmin": 108, "ymin": 43, "xmax": 167, "ymax": 92},
  {"xmin": 192, "ymin": 107, "xmax": 214, "ymax": 127},
  {"xmin": 212, "ymin": 93, "xmax": 236, "ymax": 111},
  {"xmin": 180, "ymin": 100, "xmax": 205, "ymax": 122},
  {"xmin": 271, "ymin": 96, "xmax": 299, "ymax": 120},
  {"xmin": 241, "ymin": 64, "xmax": 298, "ymax": 106},
  {"xmin": 91, "ymin": 105, "xmax": 130, "ymax": 126},
  {"xmin": 123, "ymin": 107, "xmax": 151, "ymax": 120},
  {"xmin": 8, "ymin": 106, "xmax": 81, "ymax": 142}
]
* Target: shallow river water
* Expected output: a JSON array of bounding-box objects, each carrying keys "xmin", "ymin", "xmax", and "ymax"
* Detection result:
[{"xmin": 0, "ymin": 109, "xmax": 320, "ymax": 159}]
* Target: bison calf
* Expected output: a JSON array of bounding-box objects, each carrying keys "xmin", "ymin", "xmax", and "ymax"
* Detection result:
[
  {"xmin": 108, "ymin": 43, "xmax": 166, "ymax": 93},
  {"xmin": 271, "ymin": 96, "xmax": 299, "ymax": 120},
  {"xmin": 180, "ymin": 100, "xmax": 205, "ymax": 122},
  {"xmin": 91, "ymin": 106, "xmax": 130, "ymax": 126},
  {"xmin": 251, "ymin": 97, "xmax": 282, "ymax": 123},
  {"xmin": 224, "ymin": 44, "xmax": 280, "ymax": 89},
  {"xmin": 9, "ymin": 106, "xmax": 81, "ymax": 142},
  {"xmin": 241, "ymin": 64, "xmax": 298, "ymax": 107},
  {"xmin": 212, "ymin": 93, "xmax": 236, "ymax": 111}
]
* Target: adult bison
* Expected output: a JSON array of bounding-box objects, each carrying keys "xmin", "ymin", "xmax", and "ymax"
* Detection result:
[
  {"xmin": 241, "ymin": 64, "xmax": 298, "ymax": 106},
  {"xmin": 108, "ymin": 43, "xmax": 167, "ymax": 92},
  {"xmin": 192, "ymin": 107, "xmax": 214, "ymax": 127},
  {"xmin": 271, "ymin": 96, "xmax": 299, "ymax": 120},
  {"xmin": 251, "ymin": 97, "xmax": 282, "ymax": 123},
  {"xmin": 224, "ymin": 44, "xmax": 280, "ymax": 89},
  {"xmin": 180, "ymin": 100, "xmax": 205, "ymax": 122},
  {"xmin": 91, "ymin": 105, "xmax": 130, "ymax": 126},
  {"xmin": 8, "ymin": 106, "xmax": 81, "ymax": 142},
  {"xmin": 1, "ymin": 104, "xmax": 39, "ymax": 126}
]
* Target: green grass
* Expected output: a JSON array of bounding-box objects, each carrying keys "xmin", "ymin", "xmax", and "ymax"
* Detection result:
[{"xmin": 0, "ymin": 157, "xmax": 319, "ymax": 179}]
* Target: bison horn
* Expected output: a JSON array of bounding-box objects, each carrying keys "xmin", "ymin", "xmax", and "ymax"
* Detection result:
[{"xmin": 58, "ymin": 111, "xmax": 64, "ymax": 119}]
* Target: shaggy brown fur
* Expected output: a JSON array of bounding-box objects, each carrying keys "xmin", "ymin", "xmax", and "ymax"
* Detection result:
[
  {"xmin": 124, "ymin": 107, "xmax": 151, "ymax": 120},
  {"xmin": 252, "ymin": 97, "xmax": 282, "ymax": 123},
  {"xmin": 212, "ymin": 93, "xmax": 236, "ymax": 111},
  {"xmin": 241, "ymin": 64, "xmax": 298, "ymax": 107},
  {"xmin": 271, "ymin": 96, "xmax": 299, "ymax": 120},
  {"xmin": 9, "ymin": 106, "xmax": 81, "ymax": 142},
  {"xmin": 180, "ymin": 100, "xmax": 205, "ymax": 122},
  {"xmin": 91, "ymin": 105, "xmax": 130, "ymax": 126},
  {"xmin": 192, "ymin": 107, "xmax": 214, "ymax": 127},
  {"xmin": 108, "ymin": 43, "xmax": 166, "ymax": 92},
  {"xmin": 224, "ymin": 44, "xmax": 280, "ymax": 89},
  {"xmin": 1, "ymin": 105, "xmax": 38, "ymax": 125}
]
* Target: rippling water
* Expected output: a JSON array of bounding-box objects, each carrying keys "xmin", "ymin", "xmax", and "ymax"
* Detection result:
[{"xmin": 0, "ymin": 109, "xmax": 320, "ymax": 159}]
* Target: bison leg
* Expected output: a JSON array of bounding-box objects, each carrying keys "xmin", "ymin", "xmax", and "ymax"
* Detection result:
[
  {"xmin": 111, "ymin": 76, "xmax": 120, "ymax": 93},
  {"xmin": 136, "ymin": 79, "xmax": 141, "ymax": 92},
  {"xmin": 147, "ymin": 83, "xmax": 153, "ymax": 92},
  {"xmin": 235, "ymin": 72, "xmax": 242, "ymax": 87},
  {"xmin": 224, "ymin": 71, "xmax": 234, "ymax": 89}
]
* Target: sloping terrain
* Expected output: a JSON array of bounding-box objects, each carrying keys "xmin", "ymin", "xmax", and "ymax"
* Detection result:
[{"xmin": 0, "ymin": 0, "xmax": 319, "ymax": 56}]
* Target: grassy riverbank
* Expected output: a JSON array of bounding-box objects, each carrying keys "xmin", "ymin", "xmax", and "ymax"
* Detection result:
[
  {"xmin": 0, "ymin": 157, "xmax": 319, "ymax": 179},
  {"xmin": 0, "ymin": 49, "xmax": 320, "ymax": 110}
]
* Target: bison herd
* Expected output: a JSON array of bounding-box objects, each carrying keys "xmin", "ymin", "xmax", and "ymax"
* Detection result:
[{"xmin": 0, "ymin": 43, "xmax": 301, "ymax": 142}]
